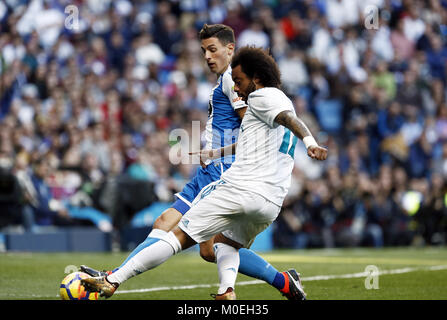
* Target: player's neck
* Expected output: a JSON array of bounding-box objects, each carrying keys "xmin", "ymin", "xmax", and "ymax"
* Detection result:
[{"xmin": 216, "ymin": 63, "xmax": 230, "ymax": 76}]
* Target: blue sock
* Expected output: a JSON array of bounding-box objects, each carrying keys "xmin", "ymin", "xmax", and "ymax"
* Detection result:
[
  {"xmin": 272, "ymin": 272, "xmax": 286, "ymax": 290},
  {"xmin": 238, "ymin": 248, "xmax": 285, "ymax": 290}
]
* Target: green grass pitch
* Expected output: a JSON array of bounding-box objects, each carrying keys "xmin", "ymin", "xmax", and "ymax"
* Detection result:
[{"xmin": 1, "ymin": 247, "xmax": 447, "ymax": 300}]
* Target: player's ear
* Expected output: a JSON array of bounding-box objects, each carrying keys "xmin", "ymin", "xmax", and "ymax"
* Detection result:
[
  {"xmin": 226, "ymin": 42, "xmax": 235, "ymax": 55},
  {"xmin": 253, "ymin": 75, "xmax": 262, "ymax": 87}
]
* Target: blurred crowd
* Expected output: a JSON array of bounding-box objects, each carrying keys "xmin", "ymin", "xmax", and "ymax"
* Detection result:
[{"xmin": 1, "ymin": 0, "xmax": 447, "ymax": 248}]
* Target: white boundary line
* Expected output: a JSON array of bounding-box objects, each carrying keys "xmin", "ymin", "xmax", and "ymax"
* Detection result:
[{"xmin": 114, "ymin": 264, "xmax": 447, "ymax": 295}]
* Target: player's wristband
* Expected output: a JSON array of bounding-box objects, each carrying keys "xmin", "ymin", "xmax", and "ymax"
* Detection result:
[{"xmin": 303, "ymin": 136, "xmax": 318, "ymax": 149}]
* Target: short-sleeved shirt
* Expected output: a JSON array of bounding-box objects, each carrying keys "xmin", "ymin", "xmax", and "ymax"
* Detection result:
[{"xmin": 221, "ymin": 87, "xmax": 298, "ymax": 206}]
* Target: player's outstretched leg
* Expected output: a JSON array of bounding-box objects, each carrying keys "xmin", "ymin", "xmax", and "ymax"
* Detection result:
[
  {"xmin": 81, "ymin": 207, "xmax": 183, "ymax": 279},
  {"xmin": 81, "ymin": 230, "xmax": 185, "ymax": 298},
  {"xmin": 118, "ymin": 207, "xmax": 183, "ymax": 268}
]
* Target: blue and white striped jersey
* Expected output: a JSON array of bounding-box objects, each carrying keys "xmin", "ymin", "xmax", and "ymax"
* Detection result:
[{"xmin": 204, "ymin": 65, "xmax": 246, "ymax": 166}]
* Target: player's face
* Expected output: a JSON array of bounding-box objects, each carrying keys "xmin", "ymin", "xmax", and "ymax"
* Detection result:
[
  {"xmin": 201, "ymin": 37, "xmax": 234, "ymax": 75},
  {"xmin": 232, "ymin": 65, "xmax": 256, "ymax": 101}
]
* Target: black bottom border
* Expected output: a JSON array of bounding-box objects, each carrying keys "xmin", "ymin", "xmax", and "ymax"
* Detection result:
[{"xmin": 2, "ymin": 300, "xmax": 446, "ymax": 319}]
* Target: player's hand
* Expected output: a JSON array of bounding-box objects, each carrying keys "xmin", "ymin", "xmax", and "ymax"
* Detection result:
[
  {"xmin": 189, "ymin": 149, "xmax": 215, "ymax": 168},
  {"xmin": 307, "ymin": 145, "xmax": 328, "ymax": 161}
]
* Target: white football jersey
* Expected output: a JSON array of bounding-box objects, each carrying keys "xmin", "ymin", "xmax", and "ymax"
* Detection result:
[{"xmin": 221, "ymin": 87, "xmax": 298, "ymax": 206}]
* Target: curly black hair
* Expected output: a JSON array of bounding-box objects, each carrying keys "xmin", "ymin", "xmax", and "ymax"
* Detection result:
[{"xmin": 231, "ymin": 46, "xmax": 281, "ymax": 88}]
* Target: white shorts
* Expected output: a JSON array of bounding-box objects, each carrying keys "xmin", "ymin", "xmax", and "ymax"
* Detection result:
[{"xmin": 178, "ymin": 179, "xmax": 281, "ymax": 248}]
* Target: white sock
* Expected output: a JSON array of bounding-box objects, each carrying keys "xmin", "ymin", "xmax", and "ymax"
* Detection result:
[
  {"xmin": 108, "ymin": 231, "xmax": 182, "ymax": 284},
  {"xmin": 214, "ymin": 243, "xmax": 239, "ymax": 294},
  {"xmin": 148, "ymin": 229, "xmax": 167, "ymax": 239}
]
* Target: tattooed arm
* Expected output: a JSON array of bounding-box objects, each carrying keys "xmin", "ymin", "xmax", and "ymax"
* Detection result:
[
  {"xmin": 274, "ymin": 110, "xmax": 313, "ymax": 140},
  {"xmin": 274, "ymin": 110, "xmax": 328, "ymax": 161}
]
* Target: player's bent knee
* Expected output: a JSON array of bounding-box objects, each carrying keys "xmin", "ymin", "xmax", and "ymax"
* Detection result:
[
  {"xmin": 152, "ymin": 208, "xmax": 182, "ymax": 231},
  {"xmin": 152, "ymin": 216, "xmax": 167, "ymax": 231}
]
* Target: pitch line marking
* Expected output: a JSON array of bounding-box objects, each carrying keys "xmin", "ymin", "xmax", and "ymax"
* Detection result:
[{"xmin": 114, "ymin": 264, "xmax": 447, "ymax": 295}]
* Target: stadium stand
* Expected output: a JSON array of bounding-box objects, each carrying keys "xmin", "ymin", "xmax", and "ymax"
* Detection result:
[{"xmin": 1, "ymin": 0, "xmax": 447, "ymax": 252}]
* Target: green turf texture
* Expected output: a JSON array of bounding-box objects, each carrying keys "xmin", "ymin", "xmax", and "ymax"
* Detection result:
[{"xmin": 1, "ymin": 247, "xmax": 446, "ymax": 300}]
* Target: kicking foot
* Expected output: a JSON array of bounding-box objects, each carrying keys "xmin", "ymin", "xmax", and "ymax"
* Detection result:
[
  {"xmin": 81, "ymin": 275, "xmax": 119, "ymax": 298},
  {"xmin": 279, "ymin": 269, "xmax": 306, "ymax": 300},
  {"xmin": 80, "ymin": 265, "xmax": 112, "ymax": 278}
]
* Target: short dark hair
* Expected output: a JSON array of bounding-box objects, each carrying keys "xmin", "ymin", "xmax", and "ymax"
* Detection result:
[
  {"xmin": 199, "ymin": 24, "xmax": 235, "ymax": 45},
  {"xmin": 231, "ymin": 46, "xmax": 281, "ymax": 88}
]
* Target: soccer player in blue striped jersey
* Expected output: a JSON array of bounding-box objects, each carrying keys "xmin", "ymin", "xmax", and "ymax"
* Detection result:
[{"xmin": 80, "ymin": 24, "xmax": 300, "ymax": 299}]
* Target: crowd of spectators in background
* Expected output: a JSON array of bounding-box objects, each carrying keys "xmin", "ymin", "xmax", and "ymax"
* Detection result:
[{"xmin": 1, "ymin": 0, "xmax": 447, "ymax": 249}]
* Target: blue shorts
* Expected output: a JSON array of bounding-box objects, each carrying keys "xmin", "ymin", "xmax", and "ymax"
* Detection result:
[{"xmin": 172, "ymin": 161, "xmax": 231, "ymax": 215}]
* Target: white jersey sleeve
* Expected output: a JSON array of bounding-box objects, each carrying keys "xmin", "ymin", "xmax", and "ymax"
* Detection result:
[
  {"xmin": 221, "ymin": 70, "xmax": 247, "ymax": 110},
  {"xmin": 247, "ymin": 88, "xmax": 294, "ymax": 128}
]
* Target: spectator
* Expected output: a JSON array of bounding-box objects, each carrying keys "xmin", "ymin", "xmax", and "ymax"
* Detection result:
[
  {"xmin": 0, "ymin": 151, "xmax": 26, "ymax": 230},
  {"xmin": 237, "ymin": 19, "xmax": 270, "ymax": 49},
  {"xmin": 325, "ymin": 0, "xmax": 361, "ymax": 29},
  {"xmin": 20, "ymin": 157, "xmax": 113, "ymax": 232},
  {"xmin": 425, "ymin": 35, "xmax": 447, "ymax": 82},
  {"xmin": 153, "ymin": 14, "xmax": 182, "ymax": 57},
  {"xmin": 390, "ymin": 18, "xmax": 415, "ymax": 62},
  {"xmin": 222, "ymin": 1, "xmax": 248, "ymax": 38},
  {"xmin": 278, "ymin": 49, "xmax": 309, "ymax": 95},
  {"xmin": 371, "ymin": 61, "xmax": 396, "ymax": 100}
]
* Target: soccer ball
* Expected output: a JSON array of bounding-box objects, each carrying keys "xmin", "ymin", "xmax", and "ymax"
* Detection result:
[{"xmin": 60, "ymin": 272, "xmax": 99, "ymax": 300}]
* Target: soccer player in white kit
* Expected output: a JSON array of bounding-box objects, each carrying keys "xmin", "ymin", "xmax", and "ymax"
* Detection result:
[{"xmin": 82, "ymin": 46, "xmax": 327, "ymax": 300}]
